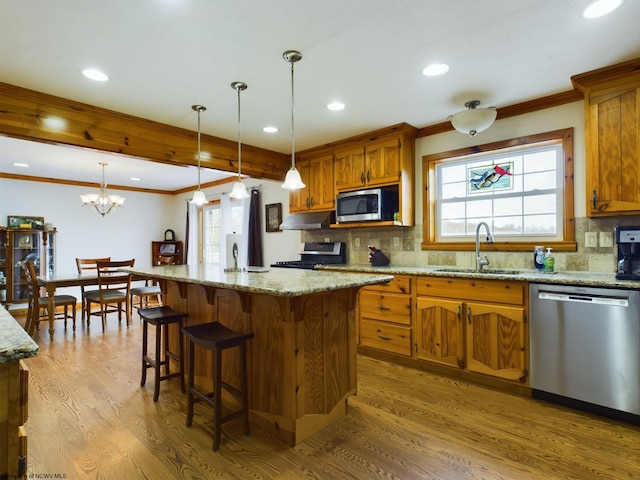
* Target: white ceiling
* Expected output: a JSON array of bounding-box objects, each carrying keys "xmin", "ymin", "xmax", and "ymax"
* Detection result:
[{"xmin": 1, "ymin": 0, "xmax": 639, "ymax": 191}]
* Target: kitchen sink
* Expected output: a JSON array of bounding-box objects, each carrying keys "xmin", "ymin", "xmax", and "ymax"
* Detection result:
[{"xmin": 434, "ymin": 268, "xmax": 523, "ymax": 275}]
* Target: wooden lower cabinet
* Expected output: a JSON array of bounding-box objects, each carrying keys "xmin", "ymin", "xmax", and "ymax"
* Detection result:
[
  {"xmin": 415, "ymin": 297, "xmax": 464, "ymax": 369},
  {"xmin": 466, "ymin": 301, "xmax": 527, "ymax": 382},
  {"xmin": 415, "ymin": 277, "xmax": 528, "ymax": 384},
  {"xmin": 357, "ymin": 273, "xmax": 529, "ymax": 390},
  {"xmin": 358, "ymin": 275, "xmax": 413, "ymax": 357},
  {"xmin": 1, "ymin": 360, "xmax": 29, "ymax": 477}
]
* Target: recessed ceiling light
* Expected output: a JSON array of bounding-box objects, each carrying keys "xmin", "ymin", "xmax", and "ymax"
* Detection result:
[
  {"xmin": 422, "ymin": 63, "xmax": 450, "ymax": 77},
  {"xmin": 43, "ymin": 116, "xmax": 67, "ymax": 131},
  {"xmin": 13, "ymin": 162, "xmax": 29, "ymax": 168},
  {"xmin": 327, "ymin": 102, "xmax": 345, "ymax": 111},
  {"xmin": 583, "ymin": 0, "xmax": 622, "ymax": 18},
  {"xmin": 263, "ymin": 126, "xmax": 278, "ymax": 133},
  {"xmin": 81, "ymin": 68, "xmax": 109, "ymax": 82},
  {"xmin": 130, "ymin": 177, "xmax": 141, "ymax": 182}
]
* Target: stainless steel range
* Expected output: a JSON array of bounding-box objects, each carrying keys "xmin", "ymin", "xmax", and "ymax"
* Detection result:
[{"xmin": 271, "ymin": 242, "xmax": 346, "ymax": 269}]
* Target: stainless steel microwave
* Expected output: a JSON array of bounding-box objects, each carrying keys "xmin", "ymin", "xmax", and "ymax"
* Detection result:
[{"xmin": 336, "ymin": 187, "xmax": 399, "ymax": 223}]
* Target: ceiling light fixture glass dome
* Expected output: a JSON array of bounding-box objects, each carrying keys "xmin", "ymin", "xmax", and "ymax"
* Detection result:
[{"xmin": 448, "ymin": 100, "xmax": 497, "ymax": 137}]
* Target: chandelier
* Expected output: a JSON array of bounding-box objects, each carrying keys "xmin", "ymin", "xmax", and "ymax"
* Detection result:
[{"xmin": 80, "ymin": 162, "xmax": 125, "ymax": 216}]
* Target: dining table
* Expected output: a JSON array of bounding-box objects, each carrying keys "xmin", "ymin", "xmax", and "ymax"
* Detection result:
[{"xmin": 37, "ymin": 272, "xmax": 98, "ymax": 337}]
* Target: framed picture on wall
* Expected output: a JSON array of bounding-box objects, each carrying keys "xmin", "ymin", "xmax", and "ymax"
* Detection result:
[
  {"xmin": 8, "ymin": 216, "xmax": 45, "ymax": 230},
  {"xmin": 265, "ymin": 203, "xmax": 282, "ymax": 233}
]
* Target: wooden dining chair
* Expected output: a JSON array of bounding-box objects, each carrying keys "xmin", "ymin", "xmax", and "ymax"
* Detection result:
[
  {"xmin": 75, "ymin": 257, "xmax": 110, "ymax": 324},
  {"xmin": 84, "ymin": 259, "xmax": 135, "ymax": 331},
  {"xmin": 22, "ymin": 260, "xmax": 77, "ymax": 335},
  {"xmin": 130, "ymin": 256, "xmax": 173, "ymax": 317}
]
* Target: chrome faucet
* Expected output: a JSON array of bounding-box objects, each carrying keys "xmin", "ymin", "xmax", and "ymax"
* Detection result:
[{"xmin": 475, "ymin": 222, "xmax": 495, "ymax": 271}]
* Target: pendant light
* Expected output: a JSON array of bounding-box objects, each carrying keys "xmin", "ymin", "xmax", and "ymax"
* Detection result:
[
  {"xmin": 281, "ymin": 50, "xmax": 306, "ymax": 190},
  {"xmin": 190, "ymin": 104, "xmax": 208, "ymax": 206},
  {"xmin": 448, "ymin": 100, "xmax": 497, "ymax": 137},
  {"xmin": 229, "ymin": 82, "xmax": 250, "ymax": 199},
  {"xmin": 80, "ymin": 162, "xmax": 125, "ymax": 216}
]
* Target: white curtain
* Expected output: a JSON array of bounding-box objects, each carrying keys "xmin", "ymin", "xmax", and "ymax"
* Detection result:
[{"xmin": 186, "ymin": 201, "xmax": 198, "ymax": 265}]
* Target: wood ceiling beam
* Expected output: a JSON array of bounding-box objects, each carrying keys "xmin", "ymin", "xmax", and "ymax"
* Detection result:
[{"xmin": 0, "ymin": 82, "xmax": 290, "ymax": 181}]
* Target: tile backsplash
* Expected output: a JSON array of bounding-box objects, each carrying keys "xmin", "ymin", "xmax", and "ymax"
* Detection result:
[{"xmin": 302, "ymin": 216, "xmax": 640, "ymax": 273}]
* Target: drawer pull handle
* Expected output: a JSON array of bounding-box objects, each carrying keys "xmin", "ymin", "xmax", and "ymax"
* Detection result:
[
  {"xmin": 467, "ymin": 306, "xmax": 472, "ymax": 324},
  {"xmin": 457, "ymin": 305, "xmax": 461, "ymax": 322},
  {"xmin": 378, "ymin": 335, "xmax": 392, "ymax": 341},
  {"xmin": 377, "ymin": 305, "xmax": 391, "ymax": 311}
]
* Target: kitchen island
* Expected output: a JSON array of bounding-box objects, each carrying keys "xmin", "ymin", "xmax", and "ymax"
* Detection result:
[{"xmin": 127, "ymin": 264, "xmax": 394, "ymax": 446}]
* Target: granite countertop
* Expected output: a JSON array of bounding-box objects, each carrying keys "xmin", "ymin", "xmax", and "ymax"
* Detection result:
[
  {"xmin": 0, "ymin": 304, "xmax": 39, "ymax": 363},
  {"xmin": 318, "ymin": 264, "xmax": 640, "ymax": 289},
  {"xmin": 127, "ymin": 264, "xmax": 394, "ymax": 297}
]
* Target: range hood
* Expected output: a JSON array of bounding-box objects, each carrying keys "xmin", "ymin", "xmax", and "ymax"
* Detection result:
[{"xmin": 280, "ymin": 211, "xmax": 335, "ymax": 230}]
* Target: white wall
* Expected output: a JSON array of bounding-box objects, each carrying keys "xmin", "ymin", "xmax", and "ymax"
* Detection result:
[
  {"xmin": 414, "ymin": 101, "xmax": 586, "ymax": 222},
  {"xmin": 181, "ymin": 178, "xmax": 301, "ymax": 266},
  {"xmin": 0, "ymin": 175, "xmax": 301, "ymax": 290}
]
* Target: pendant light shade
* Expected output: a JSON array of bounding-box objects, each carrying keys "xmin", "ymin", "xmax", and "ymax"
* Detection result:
[
  {"xmin": 449, "ymin": 100, "xmax": 497, "ymax": 137},
  {"xmin": 229, "ymin": 81, "xmax": 250, "ymax": 199},
  {"xmin": 80, "ymin": 162, "xmax": 125, "ymax": 216},
  {"xmin": 281, "ymin": 50, "xmax": 306, "ymax": 191},
  {"xmin": 190, "ymin": 104, "xmax": 208, "ymax": 206}
]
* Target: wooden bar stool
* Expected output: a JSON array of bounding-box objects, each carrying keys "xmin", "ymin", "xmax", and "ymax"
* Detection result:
[
  {"xmin": 139, "ymin": 306, "xmax": 188, "ymax": 401},
  {"xmin": 182, "ymin": 322, "xmax": 254, "ymax": 451}
]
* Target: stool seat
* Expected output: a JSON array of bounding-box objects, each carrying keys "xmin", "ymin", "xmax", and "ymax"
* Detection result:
[
  {"xmin": 139, "ymin": 306, "xmax": 188, "ymax": 401},
  {"xmin": 182, "ymin": 322, "xmax": 254, "ymax": 451}
]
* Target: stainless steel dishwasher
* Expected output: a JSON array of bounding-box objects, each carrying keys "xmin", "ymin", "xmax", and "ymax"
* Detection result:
[{"xmin": 530, "ymin": 283, "xmax": 640, "ymax": 423}]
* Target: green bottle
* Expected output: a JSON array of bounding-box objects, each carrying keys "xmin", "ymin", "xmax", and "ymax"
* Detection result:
[{"xmin": 543, "ymin": 247, "xmax": 555, "ymax": 273}]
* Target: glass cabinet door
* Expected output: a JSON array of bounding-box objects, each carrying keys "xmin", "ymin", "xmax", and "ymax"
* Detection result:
[{"xmin": 11, "ymin": 231, "xmax": 41, "ymax": 302}]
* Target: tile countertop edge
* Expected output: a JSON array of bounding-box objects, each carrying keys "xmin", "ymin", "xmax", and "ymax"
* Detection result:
[
  {"xmin": 317, "ymin": 264, "xmax": 640, "ymax": 289},
  {"xmin": 0, "ymin": 304, "xmax": 39, "ymax": 363}
]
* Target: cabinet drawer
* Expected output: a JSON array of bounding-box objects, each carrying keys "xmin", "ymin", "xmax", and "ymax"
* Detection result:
[
  {"xmin": 416, "ymin": 277, "xmax": 525, "ymax": 305},
  {"xmin": 360, "ymin": 319, "xmax": 412, "ymax": 356},
  {"xmin": 362, "ymin": 275, "xmax": 411, "ymax": 294},
  {"xmin": 360, "ymin": 290, "xmax": 411, "ymax": 325}
]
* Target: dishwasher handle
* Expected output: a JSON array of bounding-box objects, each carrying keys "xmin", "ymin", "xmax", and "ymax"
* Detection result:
[{"xmin": 538, "ymin": 291, "xmax": 628, "ymax": 307}]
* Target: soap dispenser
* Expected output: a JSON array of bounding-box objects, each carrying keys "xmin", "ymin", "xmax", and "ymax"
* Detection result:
[{"xmin": 543, "ymin": 247, "xmax": 555, "ymax": 273}]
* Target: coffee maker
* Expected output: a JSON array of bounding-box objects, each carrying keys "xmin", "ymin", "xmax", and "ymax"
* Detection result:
[{"xmin": 615, "ymin": 225, "xmax": 640, "ymax": 280}]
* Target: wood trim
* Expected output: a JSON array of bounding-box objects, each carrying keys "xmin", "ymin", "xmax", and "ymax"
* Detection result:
[
  {"xmin": 0, "ymin": 82, "xmax": 289, "ymax": 181},
  {"xmin": 571, "ymin": 57, "xmax": 640, "ymax": 92},
  {"xmin": 416, "ymin": 90, "xmax": 583, "ymax": 138}
]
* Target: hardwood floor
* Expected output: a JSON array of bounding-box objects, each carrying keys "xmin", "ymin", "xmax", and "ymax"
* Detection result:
[{"xmin": 18, "ymin": 313, "xmax": 640, "ymax": 479}]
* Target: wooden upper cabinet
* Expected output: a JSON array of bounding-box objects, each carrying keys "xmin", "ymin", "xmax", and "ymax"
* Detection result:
[
  {"xmin": 572, "ymin": 58, "xmax": 640, "ymax": 216},
  {"xmin": 289, "ymin": 152, "xmax": 334, "ymax": 212},
  {"xmin": 334, "ymin": 146, "xmax": 366, "ymax": 191},
  {"xmin": 365, "ymin": 138, "xmax": 402, "ymax": 186}
]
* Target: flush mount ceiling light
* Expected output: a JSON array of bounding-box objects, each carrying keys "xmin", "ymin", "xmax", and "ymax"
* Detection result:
[
  {"xmin": 229, "ymin": 81, "xmax": 250, "ymax": 200},
  {"xmin": 263, "ymin": 126, "xmax": 278, "ymax": 133},
  {"xmin": 80, "ymin": 162, "xmax": 125, "ymax": 216},
  {"xmin": 281, "ymin": 49, "xmax": 306, "ymax": 191},
  {"xmin": 190, "ymin": 104, "xmax": 208, "ymax": 206},
  {"xmin": 583, "ymin": 0, "xmax": 622, "ymax": 18},
  {"xmin": 448, "ymin": 100, "xmax": 497, "ymax": 137},
  {"xmin": 327, "ymin": 102, "xmax": 345, "ymax": 111}
]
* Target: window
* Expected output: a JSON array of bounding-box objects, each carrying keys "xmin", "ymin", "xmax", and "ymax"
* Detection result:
[
  {"xmin": 202, "ymin": 200, "xmax": 245, "ymax": 263},
  {"xmin": 422, "ymin": 128, "xmax": 575, "ymax": 251}
]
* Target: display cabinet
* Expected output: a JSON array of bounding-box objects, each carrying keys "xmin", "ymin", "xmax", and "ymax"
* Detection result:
[
  {"xmin": 0, "ymin": 228, "xmax": 56, "ymax": 306},
  {"xmin": 152, "ymin": 241, "xmax": 183, "ymax": 265}
]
